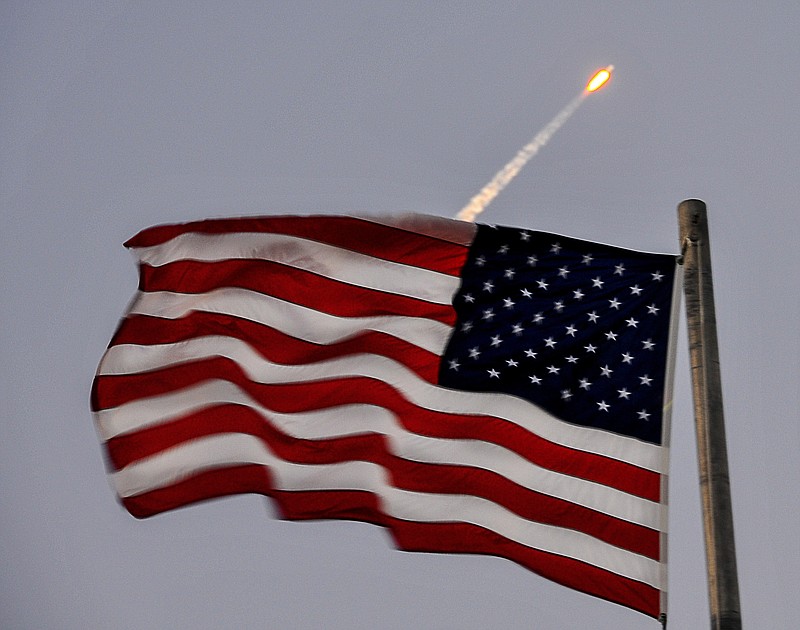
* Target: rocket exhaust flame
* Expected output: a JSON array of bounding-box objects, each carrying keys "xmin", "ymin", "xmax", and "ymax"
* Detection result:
[
  {"xmin": 586, "ymin": 65, "xmax": 614, "ymax": 92},
  {"xmin": 456, "ymin": 66, "xmax": 613, "ymax": 223}
]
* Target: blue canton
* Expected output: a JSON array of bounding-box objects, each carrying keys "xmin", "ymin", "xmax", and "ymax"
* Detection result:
[{"xmin": 439, "ymin": 224, "xmax": 677, "ymax": 444}]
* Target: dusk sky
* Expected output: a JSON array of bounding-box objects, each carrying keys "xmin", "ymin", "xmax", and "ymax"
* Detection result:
[{"xmin": 3, "ymin": 2, "xmax": 798, "ymax": 628}]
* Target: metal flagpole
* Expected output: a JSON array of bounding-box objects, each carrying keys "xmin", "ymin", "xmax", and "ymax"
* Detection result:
[{"xmin": 677, "ymin": 199, "xmax": 742, "ymax": 629}]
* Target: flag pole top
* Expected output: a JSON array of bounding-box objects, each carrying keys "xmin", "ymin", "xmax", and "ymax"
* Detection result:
[{"xmin": 678, "ymin": 198, "xmax": 709, "ymax": 242}]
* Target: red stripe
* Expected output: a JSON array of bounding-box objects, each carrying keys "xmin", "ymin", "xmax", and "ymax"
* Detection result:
[
  {"xmin": 106, "ymin": 404, "xmax": 658, "ymax": 558},
  {"xmin": 121, "ymin": 463, "xmax": 273, "ymax": 519},
  {"xmin": 93, "ymin": 360, "xmax": 659, "ymax": 501},
  {"xmin": 125, "ymin": 215, "xmax": 470, "ymax": 277},
  {"xmin": 122, "ymin": 475, "xmax": 659, "ymax": 618},
  {"xmin": 107, "ymin": 313, "xmax": 440, "ymax": 383},
  {"xmin": 138, "ymin": 259, "xmax": 456, "ymax": 324},
  {"xmin": 385, "ymin": 518, "xmax": 660, "ymax": 618}
]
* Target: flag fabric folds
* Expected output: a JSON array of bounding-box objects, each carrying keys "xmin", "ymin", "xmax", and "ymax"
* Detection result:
[{"xmin": 91, "ymin": 213, "xmax": 680, "ymax": 619}]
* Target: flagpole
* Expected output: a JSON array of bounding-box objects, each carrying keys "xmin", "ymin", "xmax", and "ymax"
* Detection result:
[{"xmin": 677, "ymin": 199, "xmax": 742, "ymax": 630}]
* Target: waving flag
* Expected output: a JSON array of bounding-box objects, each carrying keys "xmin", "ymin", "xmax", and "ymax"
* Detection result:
[{"xmin": 91, "ymin": 214, "xmax": 680, "ymax": 619}]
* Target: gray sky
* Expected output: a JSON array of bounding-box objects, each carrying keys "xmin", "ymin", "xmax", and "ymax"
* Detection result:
[{"xmin": 3, "ymin": 2, "xmax": 798, "ymax": 628}]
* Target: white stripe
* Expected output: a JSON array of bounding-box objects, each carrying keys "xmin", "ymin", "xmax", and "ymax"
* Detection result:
[
  {"xmin": 128, "ymin": 289, "xmax": 452, "ymax": 356},
  {"xmin": 657, "ymin": 264, "xmax": 683, "ymax": 615},
  {"xmin": 97, "ymin": 336, "xmax": 664, "ymax": 472},
  {"xmin": 111, "ymin": 433, "xmax": 662, "ymax": 589},
  {"xmin": 357, "ymin": 213, "xmax": 477, "ymax": 246},
  {"xmin": 132, "ymin": 231, "xmax": 461, "ymax": 305},
  {"xmin": 96, "ymin": 380, "xmax": 661, "ymax": 529}
]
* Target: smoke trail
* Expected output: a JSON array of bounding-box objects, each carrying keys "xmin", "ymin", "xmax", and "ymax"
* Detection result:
[{"xmin": 457, "ymin": 91, "xmax": 588, "ymax": 222}]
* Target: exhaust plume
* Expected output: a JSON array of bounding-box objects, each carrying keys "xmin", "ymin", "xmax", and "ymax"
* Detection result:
[
  {"xmin": 456, "ymin": 66, "xmax": 613, "ymax": 223},
  {"xmin": 456, "ymin": 93, "xmax": 585, "ymax": 223}
]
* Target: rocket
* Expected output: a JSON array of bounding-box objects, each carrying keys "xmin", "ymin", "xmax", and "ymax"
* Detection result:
[{"xmin": 585, "ymin": 66, "xmax": 614, "ymax": 92}]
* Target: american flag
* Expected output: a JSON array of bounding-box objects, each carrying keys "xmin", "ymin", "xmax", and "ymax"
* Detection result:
[{"xmin": 91, "ymin": 214, "xmax": 679, "ymax": 619}]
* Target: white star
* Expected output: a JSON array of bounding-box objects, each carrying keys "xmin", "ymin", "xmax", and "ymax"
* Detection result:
[
  {"xmin": 638, "ymin": 409, "xmax": 652, "ymax": 421},
  {"xmin": 558, "ymin": 266, "xmax": 570, "ymax": 278},
  {"xmin": 537, "ymin": 279, "xmax": 548, "ymax": 290},
  {"xmin": 647, "ymin": 304, "xmax": 660, "ymax": 315},
  {"xmin": 550, "ymin": 242, "xmax": 562, "ymax": 255},
  {"xmin": 652, "ymin": 271, "xmax": 664, "ymax": 282},
  {"xmin": 520, "ymin": 231, "xmax": 531, "ymax": 241},
  {"xmin": 503, "ymin": 297, "xmax": 515, "ymax": 309},
  {"xmin": 600, "ymin": 365, "xmax": 613, "ymax": 377},
  {"xmin": 461, "ymin": 321, "xmax": 473, "ymax": 332},
  {"xmin": 584, "ymin": 344, "xmax": 597, "ymax": 353},
  {"xmin": 498, "ymin": 244, "xmax": 509, "ymax": 255},
  {"xmin": 579, "ymin": 378, "xmax": 592, "ymax": 390},
  {"xmin": 597, "ymin": 401, "xmax": 610, "ymax": 412},
  {"xmin": 642, "ymin": 339, "xmax": 655, "ymax": 350},
  {"xmin": 532, "ymin": 312, "xmax": 545, "ymax": 324},
  {"xmin": 506, "ymin": 358, "xmax": 518, "ymax": 367},
  {"xmin": 561, "ymin": 389, "xmax": 573, "ymax": 400},
  {"xmin": 566, "ymin": 355, "xmax": 578, "ymax": 364},
  {"xmin": 463, "ymin": 293, "xmax": 475, "ymax": 303},
  {"xmin": 592, "ymin": 276, "xmax": 604, "ymax": 288},
  {"xmin": 544, "ymin": 337, "xmax": 557, "ymax": 348},
  {"xmin": 609, "ymin": 298, "xmax": 621, "ymax": 309},
  {"xmin": 587, "ymin": 311, "xmax": 599, "ymax": 323},
  {"xmin": 482, "ymin": 308, "xmax": 494, "ymax": 321},
  {"xmin": 529, "ymin": 375, "xmax": 542, "ymax": 385},
  {"xmin": 504, "ymin": 268, "xmax": 516, "ymax": 279},
  {"xmin": 629, "ymin": 285, "xmax": 643, "ymax": 295},
  {"xmin": 490, "ymin": 335, "xmax": 503, "ymax": 347},
  {"xmin": 448, "ymin": 359, "xmax": 460, "ymax": 371},
  {"xmin": 614, "ymin": 264, "xmax": 626, "ymax": 276},
  {"xmin": 521, "ymin": 288, "xmax": 532, "ymax": 298},
  {"xmin": 565, "ymin": 325, "xmax": 577, "ymax": 337},
  {"xmin": 617, "ymin": 388, "xmax": 631, "ymax": 399},
  {"xmin": 605, "ymin": 331, "xmax": 618, "ymax": 341},
  {"xmin": 468, "ymin": 347, "xmax": 480, "ymax": 359},
  {"xmin": 511, "ymin": 323, "xmax": 524, "ymax": 336},
  {"xmin": 621, "ymin": 352, "xmax": 634, "ymax": 364},
  {"xmin": 475, "ymin": 256, "xmax": 486, "ymax": 267},
  {"xmin": 639, "ymin": 374, "xmax": 653, "ymax": 386},
  {"xmin": 626, "ymin": 317, "xmax": 639, "ymax": 328},
  {"xmin": 573, "ymin": 289, "xmax": 585, "ymax": 300},
  {"xmin": 547, "ymin": 365, "xmax": 560, "ymax": 374},
  {"xmin": 524, "ymin": 349, "xmax": 537, "ymax": 358},
  {"xmin": 527, "ymin": 255, "xmax": 538, "ymax": 266},
  {"xmin": 483, "ymin": 280, "xmax": 494, "ymax": 293},
  {"xmin": 582, "ymin": 254, "xmax": 594, "ymax": 265},
  {"xmin": 488, "ymin": 368, "xmax": 500, "ymax": 378},
  {"xmin": 553, "ymin": 300, "xmax": 564, "ymax": 312}
]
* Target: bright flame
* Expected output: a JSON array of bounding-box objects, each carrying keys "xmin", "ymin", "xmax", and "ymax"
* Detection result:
[{"xmin": 586, "ymin": 65, "xmax": 613, "ymax": 92}]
